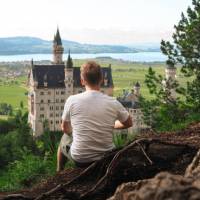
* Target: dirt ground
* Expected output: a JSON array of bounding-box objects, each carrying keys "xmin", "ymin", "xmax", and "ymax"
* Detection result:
[{"xmin": 1, "ymin": 122, "xmax": 200, "ymax": 200}]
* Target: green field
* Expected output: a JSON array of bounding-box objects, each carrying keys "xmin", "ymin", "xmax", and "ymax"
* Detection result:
[
  {"xmin": 0, "ymin": 86, "xmax": 27, "ymax": 109},
  {"xmin": 0, "ymin": 75, "xmax": 27, "ymax": 110},
  {"xmin": 0, "ymin": 59, "xmax": 191, "ymax": 110},
  {"xmin": 74, "ymin": 59, "xmax": 189, "ymax": 98}
]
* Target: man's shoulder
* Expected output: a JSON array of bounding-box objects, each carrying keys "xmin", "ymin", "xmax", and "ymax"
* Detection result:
[
  {"xmin": 102, "ymin": 94, "xmax": 117, "ymax": 102},
  {"xmin": 66, "ymin": 92, "xmax": 118, "ymax": 104},
  {"xmin": 66, "ymin": 93, "xmax": 83, "ymax": 102}
]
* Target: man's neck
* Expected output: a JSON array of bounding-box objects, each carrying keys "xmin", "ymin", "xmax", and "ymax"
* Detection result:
[{"xmin": 85, "ymin": 85, "xmax": 100, "ymax": 91}]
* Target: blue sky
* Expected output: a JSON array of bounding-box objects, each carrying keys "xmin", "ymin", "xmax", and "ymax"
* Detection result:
[{"xmin": 0, "ymin": 0, "xmax": 192, "ymax": 44}]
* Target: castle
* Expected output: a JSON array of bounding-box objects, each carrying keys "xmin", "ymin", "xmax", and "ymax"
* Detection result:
[
  {"xmin": 28, "ymin": 29, "xmax": 114, "ymax": 136},
  {"xmin": 117, "ymin": 82, "xmax": 147, "ymax": 133},
  {"xmin": 28, "ymin": 28, "xmax": 177, "ymax": 137}
]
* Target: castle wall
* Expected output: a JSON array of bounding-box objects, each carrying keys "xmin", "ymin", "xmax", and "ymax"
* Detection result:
[{"xmin": 29, "ymin": 87, "xmax": 69, "ymax": 137}]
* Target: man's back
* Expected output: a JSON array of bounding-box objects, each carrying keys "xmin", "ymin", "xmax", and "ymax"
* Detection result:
[{"xmin": 62, "ymin": 90, "xmax": 129, "ymax": 163}]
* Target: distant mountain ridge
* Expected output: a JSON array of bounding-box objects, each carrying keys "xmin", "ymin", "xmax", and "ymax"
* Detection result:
[
  {"xmin": 0, "ymin": 37, "xmax": 161, "ymax": 55},
  {"xmin": 0, "ymin": 36, "xmax": 138, "ymax": 55}
]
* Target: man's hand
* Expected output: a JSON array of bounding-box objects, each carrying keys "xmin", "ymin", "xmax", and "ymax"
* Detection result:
[
  {"xmin": 61, "ymin": 120, "xmax": 72, "ymax": 135},
  {"xmin": 114, "ymin": 116, "xmax": 133, "ymax": 129}
]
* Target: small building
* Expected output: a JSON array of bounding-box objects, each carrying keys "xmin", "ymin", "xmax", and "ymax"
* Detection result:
[{"xmin": 117, "ymin": 82, "xmax": 148, "ymax": 134}]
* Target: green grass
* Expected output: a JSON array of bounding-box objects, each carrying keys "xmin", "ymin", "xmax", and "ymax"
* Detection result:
[
  {"xmin": 0, "ymin": 152, "xmax": 57, "ymax": 192},
  {"xmin": 0, "ymin": 85, "xmax": 27, "ymax": 109},
  {"xmin": 0, "ymin": 115, "xmax": 9, "ymax": 120}
]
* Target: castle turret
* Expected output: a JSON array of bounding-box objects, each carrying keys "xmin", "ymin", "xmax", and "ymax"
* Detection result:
[
  {"xmin": 165, "ymin": 62, "xmax": 177, "ymax": 100},
  {"xmin": 44, "ymin": 74, "xmax": 48, "ymax": 87},
  {"xmin": 53, "ymin": 28, "xmax": 64, "ymax": 64},
  {"xmin": 64, "ymin": 50, "xmax": 74, "ymax": 95},
  {"xmin": 134, "ymin": 82, "xmax": 140, "ymax": 96},
  {"xmin": 165, "ymin": 62, "xmax": 176, "ymax": 80},
  {"xmin": 104, "ymin": 72, "xmax": 108, "ymax": 86}
]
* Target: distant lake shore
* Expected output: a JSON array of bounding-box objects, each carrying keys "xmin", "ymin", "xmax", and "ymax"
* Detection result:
[{"xmin": 0, "ymin": 52, "xmax": 167, "ymax": 62}]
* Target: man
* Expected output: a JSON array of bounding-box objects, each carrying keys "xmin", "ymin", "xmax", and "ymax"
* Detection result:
[{"xmin": 57, "ymin": 61, "xmax": 132, "ymax": 172}]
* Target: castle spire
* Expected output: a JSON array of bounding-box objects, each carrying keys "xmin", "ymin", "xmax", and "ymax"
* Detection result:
[
  {"xmin": 65, "ymin": 49, "xmax": 73, "ymax": 68},
  {"xmin": 53, "ymin": 27, "xmax": 64, "ymax": 64},
  {"xmin": 54, "ymin": 27, "xmax": 62, "ymax": 45}
]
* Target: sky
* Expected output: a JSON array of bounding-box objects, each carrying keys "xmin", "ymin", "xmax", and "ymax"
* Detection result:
[{"xmin": 0, "ymin": 0, "xmax": 192, "ymax": 45}]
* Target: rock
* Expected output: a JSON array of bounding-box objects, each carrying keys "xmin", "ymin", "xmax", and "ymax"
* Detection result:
[
  {"xmin": 109, "ymin": 149, "xmax": 200, "ymax": 200},
  {"xmin": 108, "ymin": 172, "xmax": 200, "ymax": 200},
  {"xmin": 185, "ymin": 149, "xmax": 200, "ymax": 178}
]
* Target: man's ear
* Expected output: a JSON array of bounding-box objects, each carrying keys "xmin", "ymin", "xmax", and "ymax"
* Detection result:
[{"xmin": 81, "ymin": 77, "xmax": 85, "ymax": 86}]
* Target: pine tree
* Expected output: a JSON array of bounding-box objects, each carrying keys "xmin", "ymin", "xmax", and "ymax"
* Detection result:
[{"xmin": 161, "ymin": 0, "xmax": 200, "ymax": 109}]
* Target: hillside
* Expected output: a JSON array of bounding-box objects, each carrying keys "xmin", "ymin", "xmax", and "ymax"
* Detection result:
[
  {"xmin": 1, "ymin": 122, "xmax": 200, "ymax": 200},
  {"xmin": 0, "ymin": 37, "xmax": 139, "ymax": 55}
]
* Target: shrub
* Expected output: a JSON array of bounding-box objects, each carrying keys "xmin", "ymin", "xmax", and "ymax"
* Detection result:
[{"xmin": 0, "ymin": 150, "xmax": 57, "ymax": 192}]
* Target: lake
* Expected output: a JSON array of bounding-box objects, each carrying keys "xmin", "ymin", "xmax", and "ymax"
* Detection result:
[{"xmin": 0, "ymin": 52, "xmax": 167, "ymax": 62}]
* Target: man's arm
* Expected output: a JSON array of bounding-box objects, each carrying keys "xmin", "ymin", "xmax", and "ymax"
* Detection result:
[
  {"xmin": 61, "ymin": 120, "xmax": 72, "ymax": 135},
  {"xmin": 114, "ymin": 115, "xmax": 133, "ymax": 130}
]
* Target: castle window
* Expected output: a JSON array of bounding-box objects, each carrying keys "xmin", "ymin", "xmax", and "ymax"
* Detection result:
[
  {"xmin": 31, "ymin": 95, "xmax": 34, "ymax": 115},
  {"xmin": 61, "ymin": 99, "xmax": 65, "ymax": 103},
  {"xmin": 50, "ymin": 121, "xmax": 53, "ymax": 124},
  {"xmin": 50, "ymin": 106, "xmax": 54, "ymax": 110},
  {"xmin": 61, "ymin": 91, "xmax": 65, "ymax": 95},
  {"xmin": 40, "ymin": 107, "xmax": 44, "ymax": 111},
  {"xmin": 56, "ymin": 91, "xmax": 59, "ymax": 95},
  {"xmin": 41, "ymin": 99, "xmax": 44, "ymax": 103},
  {"xmin": 50, "ymin": 113, "xmax": 53, "ymax": 117},
  {"xmin": 56, "ymin": 106, "xmax": 59, "ymax": 110},
  {"xmin": 61, "ymin": 106, "xmax": 64, "ymax": 110},
  {"xmin": 48, "ymin": 100, "xmax": 51, "ymax": 103},
  {"xmin": 56, "ymin": 113, "xmax": 59, "ymax": 117},
  {"xmin": 40, "ymin": 92, "xmax": 44, "ymax": 95},
  {"xmin": 48, "ymin": 91, "xmax": 51, "ymax": 95},
  {"xmin": 56, "ymin": 121, "xmax": 59, "ymax": 124},
  {"xmin": 40, "ymin": 114, "xmax": 44, "ymax": 118}
]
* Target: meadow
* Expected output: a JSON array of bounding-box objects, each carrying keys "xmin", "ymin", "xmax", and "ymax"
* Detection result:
[
  {"xmin": 0, "ymin": 76, "xmax": 27, "ymax": 111},
  {"xmin": 0, "ymin": 58, "xmax": 190, "ymax": 111}
]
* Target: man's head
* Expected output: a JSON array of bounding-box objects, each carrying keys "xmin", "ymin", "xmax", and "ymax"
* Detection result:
[{"xmin": 80, "ymin": 61, "xmax": 103, "ymax": 88}]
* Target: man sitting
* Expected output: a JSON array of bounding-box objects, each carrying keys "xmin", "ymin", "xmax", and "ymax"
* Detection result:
[{"xmin": 57, "ymin": 61, "xmax": 132, "ymax": 171}]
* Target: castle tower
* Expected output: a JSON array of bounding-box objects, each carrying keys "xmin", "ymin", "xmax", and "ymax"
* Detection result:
[
  {"xmin": 53, "ymin": 28, "xmax": 64, "ymax": 64},
  {"xmin": 64, "ymin": 50, "xmax": 74, "ymax": 95},
  {"xmin": 134, "ymin": 82, "xmax": 140, "ymax": 97},
  {"xmin": 104, "ymin": 72, "xmax": 108, "ymax": 86},
  {"xmin": 165, "ymin": 63, "xmax": 176, "ymax": 80},
  {"xmin": 165, "ymin": 62, "xmax": 177, "ymax": 99}
]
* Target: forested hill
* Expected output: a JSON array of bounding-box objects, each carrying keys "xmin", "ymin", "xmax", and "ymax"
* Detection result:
[{"xmin": 0, "ymin": 37, "xmax": 139, "ymax": 55}]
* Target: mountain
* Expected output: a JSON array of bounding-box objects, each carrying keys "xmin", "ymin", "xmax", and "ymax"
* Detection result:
[{"xmin": 0, "ymin": 37, "xmax": 139, "ymax": 55}]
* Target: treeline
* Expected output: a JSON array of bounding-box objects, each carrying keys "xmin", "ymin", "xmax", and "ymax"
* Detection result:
[{"xmin": 0, "ymin": 103, "xmax": 13, "ymax": 115}]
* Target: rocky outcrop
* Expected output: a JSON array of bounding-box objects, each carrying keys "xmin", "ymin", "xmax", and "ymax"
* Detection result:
[{"xmin": 109, "ymin": 149, "xmax": 200, "ymax": 200}]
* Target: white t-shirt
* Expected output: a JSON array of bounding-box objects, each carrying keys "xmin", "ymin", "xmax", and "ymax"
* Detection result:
[{"xmin": 62, "ymin": 90, "xmax": 129, "ymax": 163}]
